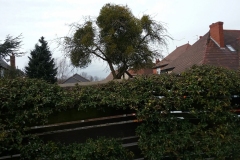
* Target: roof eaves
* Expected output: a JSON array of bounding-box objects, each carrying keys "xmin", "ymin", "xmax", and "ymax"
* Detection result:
[
  {"xmin": 161, "ymin": 67, "xmax": 175, "ymax": 73},
  {"xmin": 153, "ymin": 63, "xmax": 168, "ymax": 69}
]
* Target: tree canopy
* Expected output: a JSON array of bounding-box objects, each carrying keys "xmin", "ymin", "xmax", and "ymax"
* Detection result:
[
  {"xmin": 0, "ymin": 34, "xmax": 25, "ymax": 60},
  {"xmin": 63, "ymin": 3, "xmax": 170, "ymax": 79},
  {"xmin": 25, "ymin": 37, "xmax": 57, "ymax": 83}
]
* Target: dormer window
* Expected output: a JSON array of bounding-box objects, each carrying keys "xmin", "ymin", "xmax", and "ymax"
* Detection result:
[{"xmin": 226, "ymin": 45, "xmax": 236, "ymax": 52}]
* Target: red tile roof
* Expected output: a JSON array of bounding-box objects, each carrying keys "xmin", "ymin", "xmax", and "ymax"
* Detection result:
[
  {"xmin": 105, "ymin": 71, "xmax": 116, "ymax": 81},
  {"xmin": 105, "ymin": 68, "xmax": 154, "ymax": 80},
  {"xmin": 128, "ymin": 68, "xmax": 153, "ymax": 75},
  {"xmin": 203, "ymin": 30, "xmax": 240, "ymax": 70},
  {"xmin": 224, "ymin": 30, "xmax": 240, "ymax": 52},
  {"xmin": 162, "ymin": 33, "xmax": 209, "ymax": 73},
  {"xmin": 161, "ymin": 29, "xmax": 240, "ymax": 74},
  {"xmin": 154, "ymin": 43, "xmax": 191, "ymax": 68}
]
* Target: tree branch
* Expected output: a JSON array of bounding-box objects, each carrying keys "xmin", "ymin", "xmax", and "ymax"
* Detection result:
[{"xmin": 90, "ymin": 48, "xmax": 107, "ymax": 60}]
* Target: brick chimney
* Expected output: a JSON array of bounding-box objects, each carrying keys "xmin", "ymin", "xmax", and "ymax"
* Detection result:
[
  {"xmin": 209, "ymin": 21, "xmax": 224, "ymax": 47},
  {"xmin": 10, "ymin": 55, "xmax": 15, "ymax": 68},
  {"xmin": 155, "ymin": 59, "xmax": 160, "ymax": 64}
]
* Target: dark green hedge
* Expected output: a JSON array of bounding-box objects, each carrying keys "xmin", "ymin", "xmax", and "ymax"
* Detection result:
[
  {"xmin": 0, "ymin": 78, "xmax": 66, "ymax": 155},
  {"xmin": 136, "ymin": 65, "xmax": 240, "ymax": 159},
  {"xmin": 20, "ymin": 137, "xmax": 133, "ymax": 160},
  {"xmin": 1, "ymin": 65, "xmax": 240, "ymax": 159}
]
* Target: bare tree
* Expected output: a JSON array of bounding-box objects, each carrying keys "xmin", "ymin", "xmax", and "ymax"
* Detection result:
[
  {"xmin": 93, "ymin": 76, "xmax": 99, "ymax": 81},
  {"xmin": 55, "ymin": 58, "xmax": 103, "ymax": 83},
  {"xmin": 55, "ymin": 57, "xmax": 71, "ymax": 83},
  {"xmin": 79, "ymin": 72, "xmax": 88, "ymax": 79},
  {"xmin": 88, "ymin": 75, "xmax": 94, "ymax": 81}
]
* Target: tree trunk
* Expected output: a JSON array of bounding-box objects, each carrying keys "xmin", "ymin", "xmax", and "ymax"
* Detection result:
[
  {"xmin": 107, "ymin": 61, "xmax": 118, "ymax": 79},
  {"xmin": 115, "ymin": 65, "xmax": 128, "ymax": 79},
  {"xmin": 107, "ymin": 61, "xmax": 129, "ymax": 79}
]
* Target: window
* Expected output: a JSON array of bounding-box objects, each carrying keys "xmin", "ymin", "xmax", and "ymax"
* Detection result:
[
  {"xmin": 226, "ymin": 45, "xmax": 236, "ymax": 52},
  {"xmin": 157, "ymin": 68, "xmax": 161, "ymax": 74}
]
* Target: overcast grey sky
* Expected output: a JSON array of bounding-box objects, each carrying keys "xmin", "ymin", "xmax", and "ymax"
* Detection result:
[{"xmin": 1, "ymin": 0, "xmax": 239, "ymax": 78}]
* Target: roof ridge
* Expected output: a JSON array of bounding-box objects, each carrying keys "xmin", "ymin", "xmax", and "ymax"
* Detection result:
[
  {"xmin": 73, "ymin": 73, "xmax": 90, "ymax": 81},
  {"xmin": 62, "ymin": 74, "xmax": 82, "ymax": 84},
  {"xmin": 176, "ymin": 43, "xmax": 191, "ymax": 49},
  {"xmin": 185, "ymin": 43, "xmax": 191, "ymax": 50},
  {"xmin": 61, "ymin": 76, "xmax": 72, "ymax": 84},
  {"xmin": 202, "ymin": 33, "xmax": 211, "ymax": 64}
]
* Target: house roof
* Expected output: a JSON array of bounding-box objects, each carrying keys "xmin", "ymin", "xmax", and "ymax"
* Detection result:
[
  {"xmin": 127, "ymin": 68, "xmax": 153, "ymax": 75},
  {"xmin": 105, "ymin": 68, "xmax": 154, "ymax": 80},
  {"xmin": 161, "ymin": 28, "xmax": 240, "ymax": 74},
  {"xmin": 162, "ymin": 33, "xmax": 209, "ymax": 73},
  {"xmin": 0, "ymin": 57, "xmax": 9, "ymax": 69},
  {"xmin": 62, "ymin": 73, "xmax": 90, "ymax": 84},
  {"xmin": 203, "ymin": 30, "xmax": 240, "ymax": 70},
  {"xmin": 105, "ymin": 71, "xmax": 117, "ymax": 81},
  {"xmin": 154, "ymin": 43, "xmax": 191, "ymax": 68}
]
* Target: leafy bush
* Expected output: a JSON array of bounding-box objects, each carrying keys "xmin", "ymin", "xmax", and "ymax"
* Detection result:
[
  {"xmin": 0, "ymin": 78, "xmax": 67, "ymax": 126},
  {"xmin": 20, "ymin": 137, "xmax": 134, "ymax": 160},
  {"xmin": 136, "ymin": 65, "xmax": 240, "ymax": 159},
  {"xmin": 2, "ymin": 65, "xmax": 240, "ymax": 159},
  {"xmin": 0, "ymin": 78, "xmax": 67, "ymax": 154}
]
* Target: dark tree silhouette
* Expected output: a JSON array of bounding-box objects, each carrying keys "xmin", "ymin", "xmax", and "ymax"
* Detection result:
[{"xmin": 25, "ymin": 37, "xmax": 57, "ymax": 83}]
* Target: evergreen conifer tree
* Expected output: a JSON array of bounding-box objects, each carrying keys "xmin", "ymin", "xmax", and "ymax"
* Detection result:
[{"xmin": 25, "ymin": 37, "xmax": 57, "ymax": 83}]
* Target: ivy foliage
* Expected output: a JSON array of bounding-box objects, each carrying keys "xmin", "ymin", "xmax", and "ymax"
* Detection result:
[
  {"xmin": 136, "ymin": 65, "xmax": 240, "ymax": 159},
  {"xmin": 0, "ymin": 78, "xmax": 67, "ymax": 155},
  {"xmin": 0, "ymin": 78, "xmax": 66, "ymax": 126},
  {"xmin": 20, "ymin": 137, "xmax": 134, "ymax": 160},
  {"xmin": 1, "ymin": 65, "xmax": 240, "ymax": 159}
]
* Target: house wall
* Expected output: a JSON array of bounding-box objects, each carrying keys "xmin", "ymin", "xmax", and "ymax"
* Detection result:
[{"xmin": 153, "ymin": 68, "xmax": 157, "ymax": 74}]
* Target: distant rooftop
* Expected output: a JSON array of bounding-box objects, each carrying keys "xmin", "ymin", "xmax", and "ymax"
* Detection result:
[
  {"xmin": 0, "ymin": 57, "xmax": 9, "ymax": 69},
  {"xmin": 62, "ymin": 73, "xmax": 90, "ymax": 84}
]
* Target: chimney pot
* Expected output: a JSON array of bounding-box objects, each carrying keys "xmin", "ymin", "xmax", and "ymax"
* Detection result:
[{"xmin": 209, "ymin": 21, "xmax": 224, "ymax": 47}]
